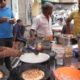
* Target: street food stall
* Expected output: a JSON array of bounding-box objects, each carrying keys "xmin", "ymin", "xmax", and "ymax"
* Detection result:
[{"xmin": 0, "ymin": 33, "xmax": 79, "ymax": 80}]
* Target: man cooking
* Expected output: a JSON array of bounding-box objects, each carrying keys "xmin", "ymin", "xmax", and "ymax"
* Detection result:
[{"xmin": 30, "ymin": 2, "xmax": 53, "ymax": 42}]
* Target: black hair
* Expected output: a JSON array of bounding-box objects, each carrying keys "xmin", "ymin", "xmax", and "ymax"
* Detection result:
[
  {"xmin": 42, "ymin": 2, "xmax": 53, "ymax": 13},
  {"xmin": 0, "ymin": 0, "xmax": 6, "ymax": 3},
  {"xmin": 17, "ymin": 19, "xmax": 22, "ymax": 23}
]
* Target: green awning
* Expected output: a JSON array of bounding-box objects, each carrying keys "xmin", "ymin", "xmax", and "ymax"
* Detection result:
[
  {"xmin": 41, "ymin": 0, "xmax": 58, "ymax": 4},
  {"xmin": 41, "ymin": 0, "xmax": 49, "ymax": 4}
]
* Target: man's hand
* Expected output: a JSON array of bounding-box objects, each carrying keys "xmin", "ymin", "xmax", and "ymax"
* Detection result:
[
  {"xmin": 0, "ymin": 17, "xmax": 8, "ymax": 23},
  {"xmin": 8, "ymin": 18, "xmax": 16, "ymax": 24},
  {"xmin": 29, "ymin": 29, "xmax": 37, "ymax": 41},
  {"xmin": 0, "ymin": 47, "xmax": 22, "ymax": 57},
  {"xmin": 29, "ymin": 36, "xmax": 36, "ymax": 41}
]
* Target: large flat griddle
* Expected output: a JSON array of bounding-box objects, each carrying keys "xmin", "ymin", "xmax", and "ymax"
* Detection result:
[{"xmin": 19, "ymin": 52, "xmax": 50, "ymax": 63}]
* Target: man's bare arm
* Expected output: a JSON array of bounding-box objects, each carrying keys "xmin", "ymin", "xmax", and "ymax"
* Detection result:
[{"xmin": 66, "ymin": 17, "xmax": 72, "ymax": 34}]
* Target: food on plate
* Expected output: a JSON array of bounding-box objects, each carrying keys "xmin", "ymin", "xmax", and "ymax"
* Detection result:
[
  {"xmin": 0, "ymin": 71, "xmax": 4, "ymax": 79},
  {"xmin": 21, "ymin": 68, "xmax": 45, "ymax": 80}
]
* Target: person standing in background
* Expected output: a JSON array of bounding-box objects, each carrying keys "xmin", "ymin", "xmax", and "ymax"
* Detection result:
[
  {"xmin": 30, "ymin": 2, "xmax": 53, "ymax": 42},
  {"xmin": 66, "ymin": 0, "xmax": 80, "ymax": 35},
  {"xmin": 66, "ymin": 0, "xmax": 80, "ymax": 61},
  {"xmin": 0, "ymin": 0, "xmax": 16, "ymax": 74},
  {"xmin": 13, "ymin": 19, "xmax": 26, "ymax": 49}
]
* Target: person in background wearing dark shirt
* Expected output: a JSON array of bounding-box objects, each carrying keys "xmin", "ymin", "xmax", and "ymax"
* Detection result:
[{"xmin": 13, "ymin": 19, "xmax": 26, "ymax": 49}]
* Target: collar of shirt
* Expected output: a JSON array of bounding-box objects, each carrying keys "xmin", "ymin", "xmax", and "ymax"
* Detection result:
[
  {"xmin": 41, "ymin": 13, "xmax": 52, "ymax": 25},
  {"xmin": 41, "ymin": 13, "xmax": 51, "ymax": 21}
]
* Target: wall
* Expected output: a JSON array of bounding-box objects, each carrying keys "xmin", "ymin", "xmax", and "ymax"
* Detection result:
[
  {"xmin": 18, "ymin": 0, "xmax": 32, "ymax": 25},
  {"xmin": 25, "ymin": 0, "xmax": 32, "ymax": 25},
  {"xmin": 6, "ymin": 0, "xmax": 32, "ymax": 26},
  {"xmin": 12, "ymin": 0, "xmax": 19, "ymax": 19},
  {"xmin": 18, "ymin": 0, "xmax": 26, "ymax": 25},
  {"xmin": 32, "ymin": 0, "xmax": 41, "ymax": 17}
]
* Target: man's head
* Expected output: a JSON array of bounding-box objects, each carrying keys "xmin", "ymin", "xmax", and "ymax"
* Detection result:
[
  {"xmin": 0, "ymin": 0, "xmax": 7, "ymax": 8},
  {"xmin": 17, "ymin": 19, "xmax": 22, "ymax": 26},
  {"xmin": 42, "ymin": 2, "xmax": 53, "ymax": 16}
]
